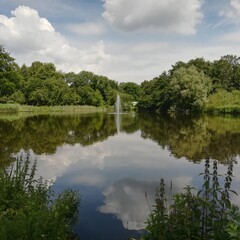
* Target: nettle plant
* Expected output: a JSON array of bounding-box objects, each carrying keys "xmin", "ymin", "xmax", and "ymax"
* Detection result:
[
  {"xmin": 143, "ymin": 159, "xmax": 240, "ymax": 240},
  {"xmin": 0, "ymin": 153, "xmax": 80, "ymax": 240}
]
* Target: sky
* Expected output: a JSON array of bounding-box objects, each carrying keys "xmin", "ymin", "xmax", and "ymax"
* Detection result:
[{"xmin": 0, "ymin": 0, "xmax": 239, "ymax": 84}]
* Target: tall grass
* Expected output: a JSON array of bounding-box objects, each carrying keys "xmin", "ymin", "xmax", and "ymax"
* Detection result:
[
  {"xmin": 0, "ymin": 153, "xmax": 80, "ymax": 240},
  {"xmin": 0, "ymin": 104, "xmax": 106, "ymax": 113},
  {"xmin": 143, "ymin": 159, "xmax": 240, "ymax": 240},
  {"xmin": 206, "ymin": 89, "xmax": 240, "ymax": 114}
]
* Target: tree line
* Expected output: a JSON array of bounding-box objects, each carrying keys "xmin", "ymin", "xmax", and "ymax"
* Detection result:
[
  {"xmin": 138, "ymin": 56, "xmax": 240, "ymax": 113},
  {"xmin": 0, "ymin": 45, "xmax": 140, "ymax": 108},
  {"xmin": 1, "ymin": 45, "xmax": 240, "ymax": 112}
]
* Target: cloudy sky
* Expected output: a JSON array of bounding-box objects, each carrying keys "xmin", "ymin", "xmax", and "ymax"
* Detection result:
[{"xmin": 0, "ymin": 0, "xmax": 239, "ymax": 83}]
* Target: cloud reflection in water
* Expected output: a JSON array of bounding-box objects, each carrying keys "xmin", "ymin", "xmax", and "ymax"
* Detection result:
[{"xmin": 99, "ymin": 177, "xmax": 192, "ymax": 230}]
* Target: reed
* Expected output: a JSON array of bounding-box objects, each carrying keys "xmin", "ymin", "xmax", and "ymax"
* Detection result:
[{"xmin": 0, "ymin": 103, "xmax": 107, "ymax": 113}]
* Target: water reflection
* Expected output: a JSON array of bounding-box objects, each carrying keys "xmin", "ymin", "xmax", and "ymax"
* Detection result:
[
  {"xmin": 0, "ymin": 112, "xmax": 240, "ymax": 239},
  {"xmin": 99, "ymin": 177, "xmax": 192, "ymax": 230},
  {"xmin": 1, "ymin": 113, "xmax": 240, "ymax": 165},
  {"xmin": 139, "ymin": 113, "xmax": 240, "ymax": 163}
]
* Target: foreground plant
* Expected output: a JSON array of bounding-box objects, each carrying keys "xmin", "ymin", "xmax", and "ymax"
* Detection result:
[
  {"xmin": 143, "ymin": 159, "xmax": 240, "ymax": 240},
  {"xmin": 0, "ymin": 153, "xmax": 80, "ymax": 240}
]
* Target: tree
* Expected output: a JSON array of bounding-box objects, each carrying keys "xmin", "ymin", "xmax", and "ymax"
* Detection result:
[
  {"xmin": 187, "ymin": 57, "xmax": 212, "ymax": 76},
  {"xmin": 0, "ymin": 45, "xmax": 23, "ymax": 101},
  {"xmin": 77, "ymin": 86, "xmax": 103, "ymax": 106},
  {"xmin": 169, "ymin": 66, "xmax": 212, "ymax": 111},
  {"xmin": 210, "ymin": 55, "xmax": 240, "ymax": 91},
  {"xmin": 138, "ymin": 80, "xmax": 157, "ymax": 111},
  {"xmin": 119, "ymin": 82, "xmax": 140, "ymax": 101},
  {"xmin": 138, "ymin": 72, "xmax": 171, "ymax": 112},
  {"xmin": 66, "ymin": 71, "xmax": 119, "ymax": 106}
]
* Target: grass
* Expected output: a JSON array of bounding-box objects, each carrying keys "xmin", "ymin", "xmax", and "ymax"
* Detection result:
[
  {"xmin": 0, "ymin": 103, "xmax": 107, "ymax": 113},
  {"xmin": 206, "ymin": 89, "xmax": 240, "ymax": 114}
]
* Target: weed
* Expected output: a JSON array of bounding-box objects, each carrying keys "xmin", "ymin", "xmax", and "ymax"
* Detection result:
[
  {"xmin": 143, "ymin": 159, "xmax": 240, "ymax": 240},
  {"xmin": 0, "ymin": 152, "xmax": 80, "ymax": 240}
]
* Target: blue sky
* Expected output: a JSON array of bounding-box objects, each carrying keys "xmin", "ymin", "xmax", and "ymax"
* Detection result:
[{"xmin": 0, "ymin": 0, "xmax": 239, "ymax": 83}]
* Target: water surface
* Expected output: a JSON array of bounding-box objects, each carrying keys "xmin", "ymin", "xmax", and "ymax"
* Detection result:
[{"xmin": 0, "ymin": 113, "xmax": 240, "ymax": 239}]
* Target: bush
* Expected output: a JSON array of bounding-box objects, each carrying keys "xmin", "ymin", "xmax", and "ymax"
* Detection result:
[
  {"xmin": 206, "ymin": 89, "xmax": 240, "ymax": 114},
  {"xmin": 0, "ymin": 153, "xmax": 80, "ymax": 240}
]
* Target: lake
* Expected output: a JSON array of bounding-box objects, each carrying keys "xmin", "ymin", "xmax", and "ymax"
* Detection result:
[{"xmin": 0, "ymin": 112, "xmax": 240, "ymax": 239}]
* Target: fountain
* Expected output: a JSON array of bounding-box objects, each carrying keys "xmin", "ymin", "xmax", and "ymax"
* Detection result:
[
  {"xmin": 115, "ymin": 95, "xmax": 121, "ymax": 133},
  {"xmin": 115, "ymin": 94, "xmax": 122, "ymax": 115}
]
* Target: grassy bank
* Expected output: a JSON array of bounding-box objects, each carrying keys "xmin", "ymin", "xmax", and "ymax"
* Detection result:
[
  {"xmin": 0, "ymin": 104, "xmax": 107, "ymax": 113},
  {"xmin": 205, "ymin": 89, "xmax": 240, "ymax": 114}
]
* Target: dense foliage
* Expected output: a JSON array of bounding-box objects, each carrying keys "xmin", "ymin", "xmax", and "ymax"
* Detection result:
[
  {"xmin": 143, "ymin": 159, "xmax": 240, "ymax": 240},
  {"xmin": 0, "ymin": 45, "xmax": 137, "ymax": 108},
  {"xmin": 1, "ymin": 45, "xmax": 240, "ymax": 112},
  {"xmin": 1, "ymin": 113, "xmax": 240, "ymax": 167},
  {"xmin": 138, "ymin": 56, "xmax": 240, "ymax": 113},
  {"xmin": 0, "ymin": 153, "xmax": 80, "ymax": 239}
]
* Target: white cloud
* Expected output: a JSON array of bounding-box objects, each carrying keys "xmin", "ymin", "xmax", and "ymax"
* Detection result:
[
  {"xmin": 66, "ymin": 22, "xmax": 106, "ymax": 35},
  {"xmin": 100, "ymin": 39, "xmax": 239, "ymax": 83},
  {"xmin": 0, "ymin": 5, "xmax": 110, "ymax": 73},
  {"xmin": 102, "ymin": 0, "xmax": 203, "ymax": 34},
  {"xmin": 219, "ymin": 0, "xmax": 240, "ymax": 19},
  {"xmin": 221, "ymin": 31, "xmax": 240, "ymax": 42},
  {"xmin": 68, "ymin": 173, "xmax": 106, "ymax": 186}
]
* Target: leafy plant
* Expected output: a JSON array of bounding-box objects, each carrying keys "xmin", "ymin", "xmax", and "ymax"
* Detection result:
[
  {"xmin": 143, "ymin": 159, "xmax": 240, "ymax": 240},
  {"xmin": 227, "ymin": 220, "xmax": 240, "ymax": 240},
  {"xmin": 0, "ymin": 152, "xmax": 80, "ymax": 240}
]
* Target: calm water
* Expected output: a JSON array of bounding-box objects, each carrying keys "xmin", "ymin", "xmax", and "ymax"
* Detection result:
[{"xmin": 1, "ymin": 113, "xmax": 240, "ymax": 239}]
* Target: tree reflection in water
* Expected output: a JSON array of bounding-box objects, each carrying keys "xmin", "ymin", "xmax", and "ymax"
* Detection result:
[{"xmin": 1, "ymin": 112, "xmax": 240, "ymax": 166}]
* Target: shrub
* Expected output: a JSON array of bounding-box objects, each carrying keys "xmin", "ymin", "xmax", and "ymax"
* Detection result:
[{"xmin": 206, "ymin": 89, "xmax": 240, "ymax": 114}]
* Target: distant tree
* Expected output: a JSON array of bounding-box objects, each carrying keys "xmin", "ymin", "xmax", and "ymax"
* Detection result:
[
  {"xmin": 119, "ymin": 82, "xmax": 140, "ymax": 101},
  {"xmin": 187, "ymin": 57, "xmax": 212, "ymax": 76},
  {"xmin": 66, "ymin": 71, "xmax": 118, "ymax": 106},
  {"xmin": 22, "ymin": 62, "xmax": 79, "ymax": 106},
  {"xmin": 138, "ymin": 72, "xmax": 171, "ymax": 111},
  {"xmin": 210, "ymin": 55, "xmax": 240, "ymax": 90},
  {"xmin": 169, "ymin": 66, "xmax": 212, "ymax": 111},
  {"xmin": 77, "ymin": 86, "xmax": 103, "ymax": 106},
  {"xmin": 169, "ymin": 61, "xmax": 187, "ymax": 76},
  {"xmin": 9, "ymin": 91, "xmax": 26, "ymax": 104},
  {"xmin": 27, "ymin": 62, "xmax": 58, "ymax": 80},
  {"xmin": 0, "ymin": 45, "xmax": 23, "ymax": 101},
  {"xmin": 138, "ymin": 80, "xmax": 157, "ymax": 111}
]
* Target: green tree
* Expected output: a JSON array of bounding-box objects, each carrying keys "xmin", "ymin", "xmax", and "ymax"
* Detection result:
[
  {"xmin": 138, "ymin": 72, "xmax": 170, "ymax": 112},
  {"xmin": 210, "ymin": 55, "xmax": 240, "ymax": 91},
  {"xmin": 0, "ymin": 46, "xmax": 23, "ymax": 101},
  {"xmin": 77, "ymin": 86, "xmax": 103, "ymax": 106},
  {"xmin": 187, "ymin": 57, "xmax": 212, "ymax": 76},
  {"xmin": 138, "ymin": 80, "xmax": 157, "ymax": 111},
  {"xmin": 119, "ymin": 82, "xmax": 140, "ymax": 101},
  {"xmin": 66, "ymin": 71, "xmax": 118, "ymax": 106},
  {"xmin": 169, "ymin": 66, "xmax": 212, "ymax": 111},
  {"xmin": 9, "ymin": 91, "xmax": 26, "ymax": 104},
  {"xmin": 22, "ymin": 62, "xmax": 79, "ymax": 106}
]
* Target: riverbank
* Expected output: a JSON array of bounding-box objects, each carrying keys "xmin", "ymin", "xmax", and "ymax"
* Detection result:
[{"xmin": 0, "ymin": 104, "xmax": 107, "ymax": 113}]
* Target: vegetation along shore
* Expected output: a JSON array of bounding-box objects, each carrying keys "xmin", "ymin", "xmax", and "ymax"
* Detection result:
[{"xmin": 1, "ymin": 45, "xmax": 240, "ymax": 114}]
